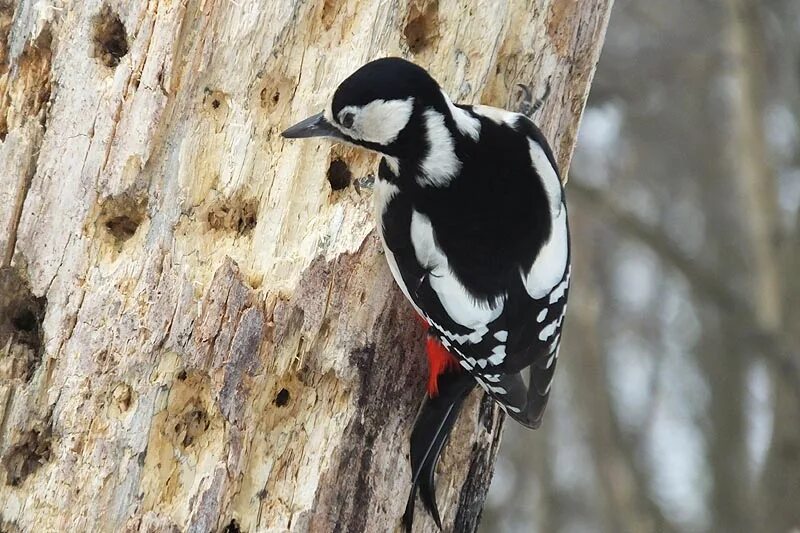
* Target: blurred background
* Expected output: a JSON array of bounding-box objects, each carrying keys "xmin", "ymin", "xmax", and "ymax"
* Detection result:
[{"xmin": 482, "ymin": 0, "xmax": 800, "ymax": 532}]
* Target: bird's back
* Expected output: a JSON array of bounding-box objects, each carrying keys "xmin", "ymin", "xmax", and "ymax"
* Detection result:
[{"xmin": 376, "ymin": 104, "xmax": 570, "ymax": 427}]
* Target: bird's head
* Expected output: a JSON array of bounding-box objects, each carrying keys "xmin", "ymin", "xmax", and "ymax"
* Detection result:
[{"xmin": 281, "ymin": 57, "xmax": 447, "ymax": 159}]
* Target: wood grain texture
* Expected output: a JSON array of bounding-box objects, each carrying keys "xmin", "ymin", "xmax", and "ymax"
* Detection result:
[{"xmin": 0, "ymin": 1, "xmax": 612, "ymax": 531}]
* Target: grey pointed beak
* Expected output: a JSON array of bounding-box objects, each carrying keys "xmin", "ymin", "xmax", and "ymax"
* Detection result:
[{"xmin": 281, "ymin": 112, "xmax": 341, "ymax": 139}]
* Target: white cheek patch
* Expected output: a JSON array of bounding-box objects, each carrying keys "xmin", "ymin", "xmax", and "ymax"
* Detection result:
[{"xmin": 338, "ymin": 98, "xmax": 414, "ymax": 145}]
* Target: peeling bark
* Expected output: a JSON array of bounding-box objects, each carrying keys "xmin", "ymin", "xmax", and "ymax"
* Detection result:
[{"xmin": 0, "ymin": 1, "xmax": 611, "ymax": 531}]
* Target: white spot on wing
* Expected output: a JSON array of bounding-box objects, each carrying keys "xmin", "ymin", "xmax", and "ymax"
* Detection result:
[
  {"xmin": 549, "ymin": 334, "xmax": 561, "ymax": 353},
  {"xmin": 418, "ymin": 109, "xmax": 461, "ymax": 187},
  {"xmin": 410, "ymin": 210, "xmax": 504, "ymax": 328},
  {"xmin": 441, "ymin": 90, "xmax": 480, "ymax": 140},
  {"xmin": 449, "ymin": 331, "xmax": 472, "ymax": 344},
  {"xmin": 549, "ymin": 265, "xmax": 571, "ymax": 304},
  {"xmin": 467, "ymin": 327, "xmax": 488, "ymax": 344},
  {"xmin": 539, "ymin": 320, "xmax": 558, "ymax": 342},
  {"xmin": 486, "ymin": 384, "xmax": 508, "ymax": 395},
  {"xmin": 488, "ymin": 345, "xmax": 506, "ymax": 365},
  {"xmin": 493, "ymin": 330, "xmax": 508, "ymax": 342},
  {"xmin": 536, "ymin": 308, "xmax": 548, "ymax": 323},
  {"xmin": 539, "ymin": 307, "xmax": 567, "ymax": 342}
]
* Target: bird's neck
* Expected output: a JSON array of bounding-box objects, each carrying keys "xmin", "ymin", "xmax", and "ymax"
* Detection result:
[{"xmin": 380, "ymin": 106, "xmax": 468, "ymax": 190}]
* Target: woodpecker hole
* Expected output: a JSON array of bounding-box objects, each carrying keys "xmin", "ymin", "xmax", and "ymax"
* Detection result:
[
  {"xmin": 0, "ymin": 267, "xmax": 47, "ymax": 383},
  {"xmin": 204, "ymin": 88, "xmax": 228, "ymax": 114},
  {"xmin": 259, "ymin": 87, "xmax": 282, "ymax": 110},
  {"xmin": 255, "ymin": 72, "xmax": 294, "ymax": 117},
  {"xmin": 97, "ymin": 194, "xmax": 147, "ymax": 250},
  {"xmin": 327, "ymin": 158, "xmax": 352, "ymax": 191},
  {"xmin": 105, "ymin": 216, "xmax": 139, "ymax": 242},
  {"xmin": 274, "ymin": 388, "xmax": 290, "ymax": 407},
  {"xmin": 222, "ymin": 519, "xmax": 242, "ymax": 533},
  {"xmin": 11, "ymin": 309, "xmax": 36, "ymax": 332},
  {"xmin": 111, "ymin": 382, "xmax": 133, "ymax": 413},
  {"xmin": 1, "ymin": 23, "xmax": 53, "ymax": 142},
  {"xmin": 92, "ymin": 5, "xmax": 129, "ymax": 68},
  {"xmin": 206, "ymin": 195, "xmax": 258, "ymax": 235},
  {"xmin": 2, "ymin": 426, "xmax": 52, "ymax": 486},
  {"xmin": 403, "ymin": 0, "xmax": 440, "ymax": 54},
  {"xmin": 173, "ymin": 407, "xmax": 210, "ymax": 448},
  {"xmin": 0, "ymin": 2, "xmax": 12, "ymax": 72},
  {"xmin": 320, "ymin": 0, "xmax": 342, "ymax": 30}
]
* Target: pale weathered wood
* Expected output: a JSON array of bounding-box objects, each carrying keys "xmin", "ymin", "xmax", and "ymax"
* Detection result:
[{"xmin": 0, "ymin": 1, "xmax": 611, "ymax": 531}]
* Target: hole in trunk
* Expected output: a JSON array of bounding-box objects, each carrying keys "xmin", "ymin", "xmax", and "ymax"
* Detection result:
[{"xmin": 92, "ymin": 5, "xmax": 129, "ymax": 68}]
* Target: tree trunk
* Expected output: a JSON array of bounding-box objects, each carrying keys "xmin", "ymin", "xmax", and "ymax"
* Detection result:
[
  {"xmin": 0, "ymin": 1, "xmax": 611, "ymax": 531},
  {"xmin": 724, "ymin": 1, "xmax": 800, "ymax": 530}
]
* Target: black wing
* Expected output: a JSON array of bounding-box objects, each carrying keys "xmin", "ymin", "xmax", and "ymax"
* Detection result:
[{"xmin": 378, "ymin": 112, "xmax": 570, "ymax": 428}]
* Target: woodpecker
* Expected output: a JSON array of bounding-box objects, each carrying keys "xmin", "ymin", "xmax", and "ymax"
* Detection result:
[{"xmin": 282, "ymin": 58, "xmax": 570, "ymax": 531}]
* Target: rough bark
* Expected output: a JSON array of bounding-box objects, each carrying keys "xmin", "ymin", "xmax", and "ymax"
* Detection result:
[{"xmin": 0, "ymin": 1, "xmax": 611, "ymax": 531}]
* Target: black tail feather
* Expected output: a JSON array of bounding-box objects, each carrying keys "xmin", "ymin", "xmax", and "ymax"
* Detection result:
[{"xmin": 403, "ymin": 372, "xmax": 475, "ymax": 532}]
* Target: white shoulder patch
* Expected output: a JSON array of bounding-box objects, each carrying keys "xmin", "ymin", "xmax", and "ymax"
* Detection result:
[
  {"xmin": 410, "ymin": 210, "xmax": 504, "ymax": 328},
  {"xmin": 441, "ymin": 90, "xmax": 480, "ymax": 141},
  {"xmin": 529, "ymin": 139, "xmax": 562, "ymax": 215},
  {"xmin": 522, "ymin": 204, "xmax": 568, "ymax": 299},
  {"xmin": 472, "ymin": 104, "xmax": 520, "ymax": 126},
  {"xmin": 418, "ymin": 109, "xmax": 461, "ymax": 187}
]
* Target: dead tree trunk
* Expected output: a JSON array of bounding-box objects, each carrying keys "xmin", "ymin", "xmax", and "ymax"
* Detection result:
[{"xmin": 0, "ymin": 1, "xmax": 611, "ymax": 531}]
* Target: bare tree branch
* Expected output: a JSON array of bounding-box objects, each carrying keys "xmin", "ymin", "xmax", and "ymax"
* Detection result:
[{"xmin": 569, "ymin": 181, "xmax": 800, "ymax": 402}]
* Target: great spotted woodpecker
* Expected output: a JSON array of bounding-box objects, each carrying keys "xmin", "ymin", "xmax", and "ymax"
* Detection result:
[{"xmin": 282, "ymin": 58, "xmax": 570, "ymax": 530}]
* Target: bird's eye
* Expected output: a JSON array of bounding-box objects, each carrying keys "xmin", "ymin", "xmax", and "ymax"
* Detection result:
[{"xmin": 340, "ymin": 112, "xmax": 354, "ymax": 129}]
